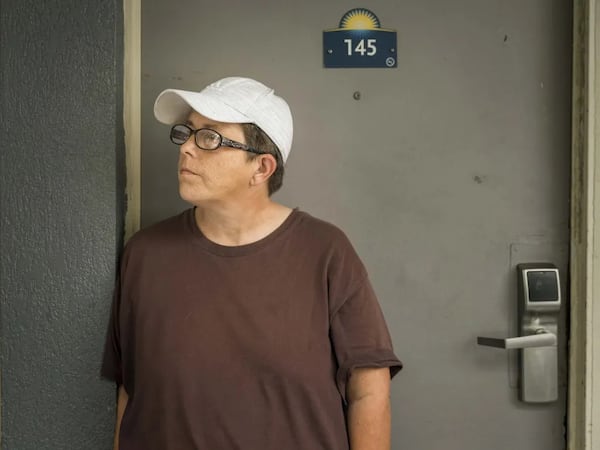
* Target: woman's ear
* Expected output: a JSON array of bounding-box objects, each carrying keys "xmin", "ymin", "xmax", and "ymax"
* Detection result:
[{"xmin": 250, "ymin": 154, "xmax": 277, "ymax": 187}]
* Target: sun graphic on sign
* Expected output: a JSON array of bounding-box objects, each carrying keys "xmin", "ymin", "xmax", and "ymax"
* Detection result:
[{"xmin": 339, "ymin": 8, "xmax": 381, "ymax": 30}]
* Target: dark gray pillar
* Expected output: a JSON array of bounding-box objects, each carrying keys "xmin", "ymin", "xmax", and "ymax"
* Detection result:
[{"xmin": 0, "ymin": 0, "xmax": 124, "ymax": 448}]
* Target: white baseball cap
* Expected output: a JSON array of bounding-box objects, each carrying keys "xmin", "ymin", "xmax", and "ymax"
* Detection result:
[{"xmin": 154, "ymin": 77, "xmax": 293, "ymax": 162}]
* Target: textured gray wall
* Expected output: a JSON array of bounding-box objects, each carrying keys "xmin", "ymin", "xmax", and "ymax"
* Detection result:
[{"xmin": 0, "ymin": 0, "xmax": 124, "ymax": 448}]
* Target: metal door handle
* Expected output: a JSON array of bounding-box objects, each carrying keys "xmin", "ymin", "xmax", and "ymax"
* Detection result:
[
  {"xmin": 477, "ymin": 264, "xmax": 561, "ymax": 403},
  {"xmin": 477, "ymin": 331, "xmax": 556, "ymax": 349}
]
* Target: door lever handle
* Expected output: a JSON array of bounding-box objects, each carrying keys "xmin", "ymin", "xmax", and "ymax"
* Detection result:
[
  {"xmin": 477, "ymin": 329, "xmax": 559, "ymax": 402},
  {"xmin": 477, "ymin": 263, "xmax": 561, "ymax": 403},
  {"xmin": 477, "ymin": 331, "xmax": 556, "ymax": 349}
]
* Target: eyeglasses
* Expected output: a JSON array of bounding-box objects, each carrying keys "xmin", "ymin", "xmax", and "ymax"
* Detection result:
[{"xmin": 169, "ymin": 124, "xmax": 265, "ymax": 155}]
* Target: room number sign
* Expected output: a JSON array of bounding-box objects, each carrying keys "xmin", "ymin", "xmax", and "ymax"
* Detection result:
[{"xmin": 323, "ymin": 8, "xmax": 397, "ymax": 68}]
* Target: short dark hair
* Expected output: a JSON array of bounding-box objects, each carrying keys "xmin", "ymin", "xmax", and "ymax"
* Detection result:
[{"xmin": 242, "ymin": 123, "xmax": 285, "ymax": 196}]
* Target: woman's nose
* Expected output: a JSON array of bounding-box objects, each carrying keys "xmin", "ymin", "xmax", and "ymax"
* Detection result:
[{"xmin": 180, "ymin": 135, "xmax": 198, "ymax": 157}]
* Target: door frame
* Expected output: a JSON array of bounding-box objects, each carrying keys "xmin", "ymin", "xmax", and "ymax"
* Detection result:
[
  {"xmin": 569, "ymin": 1, "xmax": 600, "ymax": 449},
  {"xmin": 123, "ymin": 0, "xmax": 141, "ymax": 239},
  {"xmin": 122, "ymin": 0, "xmax": 599, "ymax": 448}
]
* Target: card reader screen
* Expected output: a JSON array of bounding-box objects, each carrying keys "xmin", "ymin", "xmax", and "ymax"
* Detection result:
[{"xmin": 527, "ymin": 271, "xmax": 559, "ymax": 302}]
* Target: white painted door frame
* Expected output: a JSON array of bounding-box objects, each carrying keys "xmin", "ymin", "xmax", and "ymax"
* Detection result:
[
  {"xmin": 123, "ymin": 0, "xmax": 141, "ymax": 238},
  {"xmin": 122, "ymin": 0, "xmax": 599, "ymax": 448},
  {"xmin": 568, "ymin": 1, "xmax": 600, "ymax": 449}
]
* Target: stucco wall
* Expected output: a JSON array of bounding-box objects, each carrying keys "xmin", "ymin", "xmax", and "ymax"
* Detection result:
[{"xmin": 0, "ymin": 0, "xmax": 124, "ymax": 448}]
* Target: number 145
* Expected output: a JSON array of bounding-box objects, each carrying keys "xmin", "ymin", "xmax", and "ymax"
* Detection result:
[{"xmin": 344, "ymin": 38, "xmax": 377, "ymax": 56}]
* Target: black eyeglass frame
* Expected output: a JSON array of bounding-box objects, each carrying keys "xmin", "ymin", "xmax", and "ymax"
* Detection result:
[{"xmin": 170, "ymin": 123, "xmax": 266, "ymax": 155}]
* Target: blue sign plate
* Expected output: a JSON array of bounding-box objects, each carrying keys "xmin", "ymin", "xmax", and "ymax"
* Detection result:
[{"xmin": 323, "ymin": 8, "xmax": 397, "ymax": 69}]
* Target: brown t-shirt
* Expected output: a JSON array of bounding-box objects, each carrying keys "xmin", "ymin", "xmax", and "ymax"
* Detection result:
[{"xmin": 102, "ymin": 208, "xmax": 402, "ymax": 450}]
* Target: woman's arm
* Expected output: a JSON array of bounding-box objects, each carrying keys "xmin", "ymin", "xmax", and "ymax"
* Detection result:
[
  {"xmin": 346, "ymin": 367, "xmax": 392, "ymax": 450},
  {"xmin": 113, "ymin": 385, "xmax": 129, "ymax": 450}
]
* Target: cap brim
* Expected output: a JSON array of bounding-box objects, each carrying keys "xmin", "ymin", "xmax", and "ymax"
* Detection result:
[{"xmin": 154, "ymin": 89, "xmax": 251, "ymax": 125}]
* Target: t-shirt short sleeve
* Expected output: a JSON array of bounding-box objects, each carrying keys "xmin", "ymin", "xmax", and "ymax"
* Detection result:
[
  {"xmin": 329, "ymin": 276, "xmax": 402, "ymax": 403},
  {"xmin": 101, "ymin": 274, "xmax": 124, "ymax": 386},
  {"xmin": 327, "ymin": 232, "xmax": 402, "ymax": 403},
  {"xmin": 101, "ymin": 236, "xmax": 140, "ymax": 388}
]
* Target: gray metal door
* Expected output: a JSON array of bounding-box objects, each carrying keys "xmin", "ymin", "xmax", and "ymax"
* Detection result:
[{"xmin": 140, "ymin": 1, "xmax": 571, "ymax": 448}]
